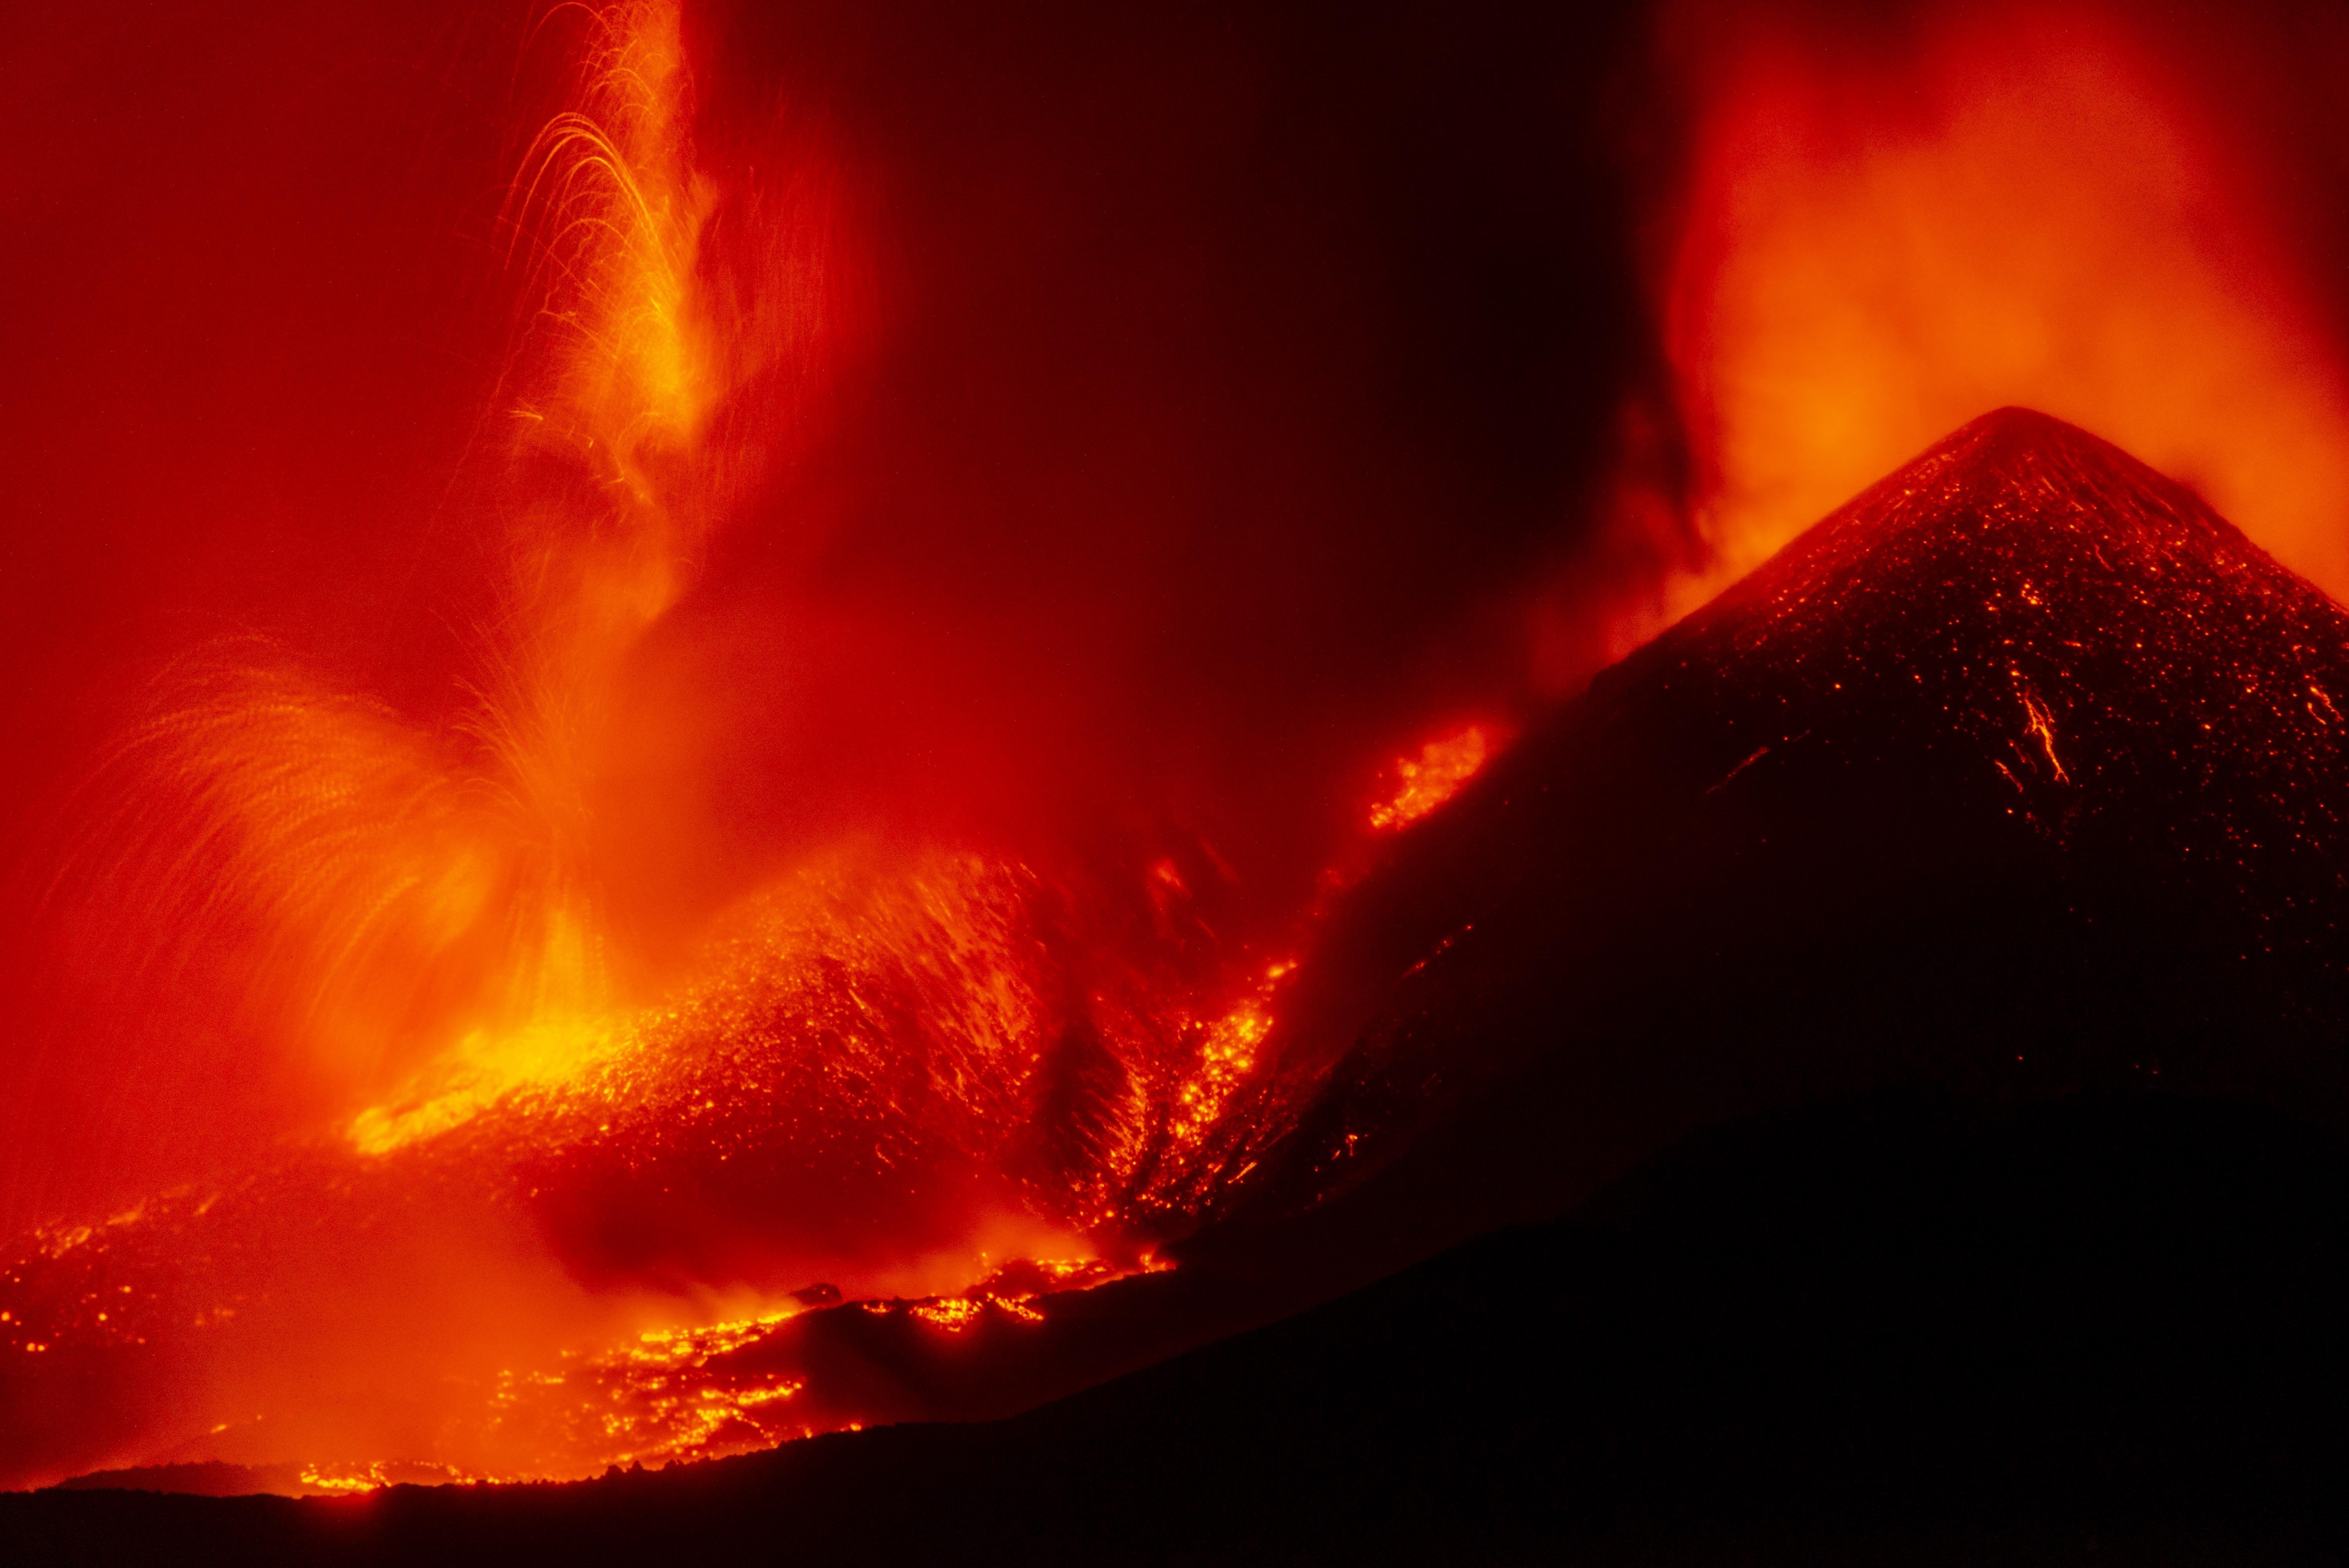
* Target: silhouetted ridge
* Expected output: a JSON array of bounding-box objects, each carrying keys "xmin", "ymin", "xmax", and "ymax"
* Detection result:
[
  {"xmin": 9, "ymin": 1090, "xmax": 2342, "ymax": 1564},
  {"xmin": 1713, "ymin": 406, "xmax": 2274, "ymax": 618}
]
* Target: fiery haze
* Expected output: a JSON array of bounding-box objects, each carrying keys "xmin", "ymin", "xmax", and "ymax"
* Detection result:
[
  {"xmin": 1638, "ymin": 0, "xmax": 2349, "ymax": 638},
  {"xmin": 33, "ymin": 1, "xmax": 871, "ymax": 1175},
  {"xmin": 6, "ymin": 0, "xmax": 2349, "ymax": 1495}
]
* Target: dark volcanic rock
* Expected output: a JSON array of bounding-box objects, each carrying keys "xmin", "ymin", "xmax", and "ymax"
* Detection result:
[
  {"xmin": 1194, "ymin": 406, "xmax": 2349, "ymax": 1288},
  {"xmin": 7, "ymin": 1089, "xmax": 2343, "ymax": 1564}
]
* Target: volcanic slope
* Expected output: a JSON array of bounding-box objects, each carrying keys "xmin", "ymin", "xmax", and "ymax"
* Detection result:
[
  {"xmin": 9, "ymin": 1088, "xmax": 2344, "ymax": 1565},
  {"xmin": 1189, "ymin": 405, "xmax": 2349, "ymax": 1286}
]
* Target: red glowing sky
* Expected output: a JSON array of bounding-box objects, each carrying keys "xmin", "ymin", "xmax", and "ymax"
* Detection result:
[{"xmin": 8, "ymin": 0, "xmax": 2349, "ymax": 1239}]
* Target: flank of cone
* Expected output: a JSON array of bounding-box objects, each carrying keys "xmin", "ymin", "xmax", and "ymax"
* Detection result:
[{"xmin": 1199, "ymin": 407, "xmax": 2349, "ymax": 1286}]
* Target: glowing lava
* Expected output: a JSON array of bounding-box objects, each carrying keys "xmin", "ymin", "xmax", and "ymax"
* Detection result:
[{"xmin": 1369, "ymin": 727, "xmax": 1494, "ymax": 831}]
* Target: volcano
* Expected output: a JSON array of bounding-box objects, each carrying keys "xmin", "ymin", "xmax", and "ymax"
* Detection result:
[
  {"xmin": 1189, "ymin": 404, "xmax": 2349, "ymax": 1288},
  {"xmin": 8, "ymin": 410, "xmax": 2348, "ymax": 1559}
]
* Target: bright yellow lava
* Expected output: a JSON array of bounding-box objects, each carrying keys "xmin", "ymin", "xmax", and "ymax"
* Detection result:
[{"xmin": 1370, "ymin": 725, "xmax": 1491, "ymax": 830}]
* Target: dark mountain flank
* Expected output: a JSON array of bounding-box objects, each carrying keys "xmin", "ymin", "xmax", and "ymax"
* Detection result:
[
  {"xmin": 12, "ymin": 409, "xmax": 2348, "ymax": 1562},
  {"xmin": 1193, "ymin": 406, "xmax": 2349, "ymax": 1287},
  {"xmin": 8, "ymin": 1091, "xmax": 2343, "ymax": 1564}
]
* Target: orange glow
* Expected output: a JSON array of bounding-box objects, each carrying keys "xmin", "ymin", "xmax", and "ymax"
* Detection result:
[
  {"xmin": 1645, "ymin": 1, "xmax": 2349, "ymax": 642},
  {"xmin": 41, "ymin": 0, "xmax": 869, "ymax": 1152},
  {"xmin": 1369, "ymin": 726, "xmax": 1493, "ymax": 831},
  {"xmin": 4, "ymin": 0, "xmax": 1235, "ymax": 1489}
]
